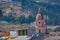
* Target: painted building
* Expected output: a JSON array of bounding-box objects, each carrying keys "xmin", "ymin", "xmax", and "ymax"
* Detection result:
[
  {"xmin": 0, "ymin": 0, "xmax": 11, "ymax": 2},
  {"xmin": 36, "ymin": 8, "xmax": 46, "ymax": 34},
  {"xmin": 0, "ymin": 1, "xmax": 22, "ymax": 17}
]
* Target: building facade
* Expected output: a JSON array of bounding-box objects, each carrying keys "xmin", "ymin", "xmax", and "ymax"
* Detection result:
[
  {"xmin": 0, "ymin": 0, "xmax": 11, "ymax": 2},
  {"xmin": 0, "ymin": 0, "xmax": 22, "ymax": 17},
  {"xmin": 36, "ymin": 8, "xmax": 46, "ymax": 34}
]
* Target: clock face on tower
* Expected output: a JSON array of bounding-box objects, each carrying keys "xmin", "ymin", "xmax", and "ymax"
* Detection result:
[
  {"xmin": 36, "ymin": 14, "xmax": 44, "ymax": 27},
  {"xmin": 36, "ymin": 8, "xmax": 44, "ymax": 27}
]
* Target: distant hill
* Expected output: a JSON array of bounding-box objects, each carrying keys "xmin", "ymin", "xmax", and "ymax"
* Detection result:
[{"xmin": 2, "ymin": 0, "xmax": 60, "ymax": 25}]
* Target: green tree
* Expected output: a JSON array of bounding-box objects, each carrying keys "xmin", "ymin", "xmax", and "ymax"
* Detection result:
[
  {"xmin": 19, "ymin": 15, "xmax": 26, "ymax": 24},
  {"xmin": 3, "ymin": 15, "xmax": 15, "ymax": 23},
  {"xmin": 54, "ymin": 27, "xmax": 60, "ymax": 32}
]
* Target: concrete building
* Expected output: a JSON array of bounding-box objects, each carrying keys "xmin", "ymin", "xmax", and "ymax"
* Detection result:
[
  {"xmin": 36, "ymin": 8, "xmax": 46, "ymax": 34},
  {"xmin": 35, "ymin": 0, "xmax": 48, "ymax": 3},
  {"xmin": 0, "ymin": 2, "xmax": 10, "ymax": 16},
  {"xmin": 0, "ymin": 1, "xmax": 22, "ymax": 17},
  {"xmin": 10, "ymin": 2, "xmax": 22, "ymax": 17},
  {"xmin": 0, "ymin": 0, "xmax": 11, "ymax": 2},
  {"xmin": 35, "ymin": 0, "xmax": 59, "ymax": 5}
]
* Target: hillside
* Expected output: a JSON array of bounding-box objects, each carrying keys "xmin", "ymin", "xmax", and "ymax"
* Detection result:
[
  {"xmin": 0, "ymin": 0, "xmax": 60, "ymax": 25},
  {"xmin": 20, "ymin": 0, "xmax": 60, "ymax": 25}
]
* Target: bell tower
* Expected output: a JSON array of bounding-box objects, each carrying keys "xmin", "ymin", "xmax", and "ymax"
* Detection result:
[{"xmin": 36, "ymin": 8, "xmax": 46, "ymax": 34}]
